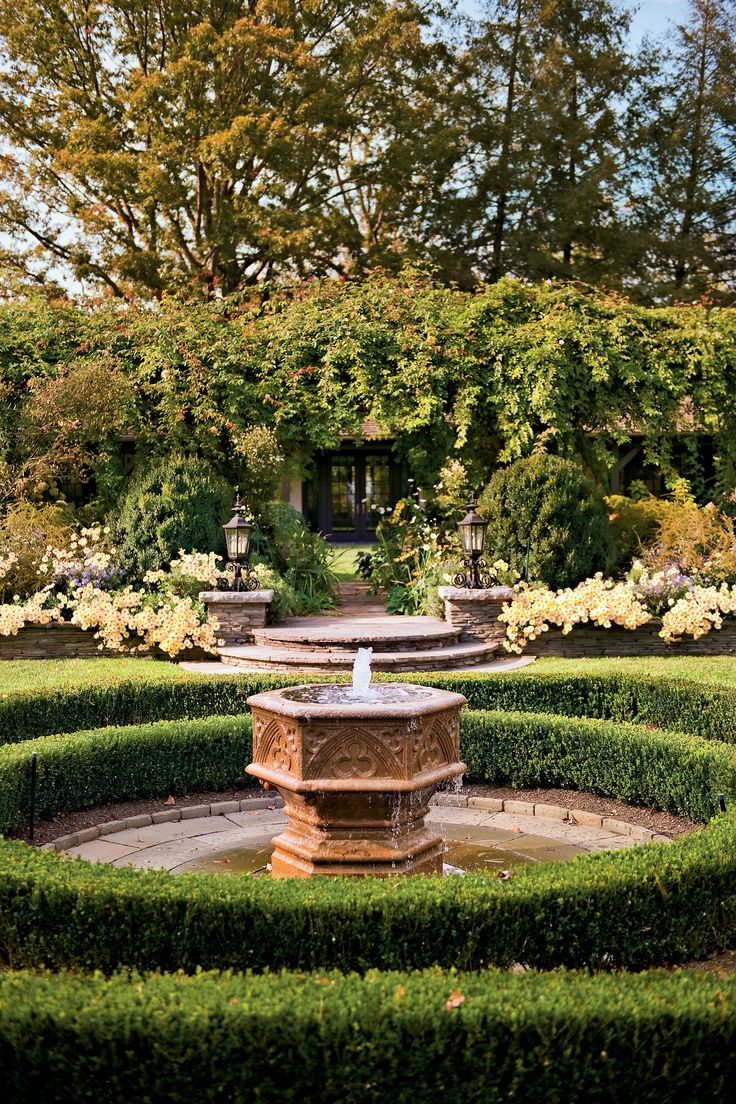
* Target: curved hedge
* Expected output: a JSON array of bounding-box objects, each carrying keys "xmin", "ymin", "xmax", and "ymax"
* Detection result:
[
  {"xmin": 4, "ymin": 664, "xmax": 736, "ymax": 1102},
  {"xmin": 3, "ymin": 666, "xmax": 736, "ymax": 743},
  {"xmin": 2, "ymin": 968, "xmax": 735, "ymax": 1104},
  {"xmin": 2, "ymin": 708, "xmax": 736, "ymax": 973}
]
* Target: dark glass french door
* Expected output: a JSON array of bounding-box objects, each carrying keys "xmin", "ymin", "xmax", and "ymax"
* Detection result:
[
  {"xmin": 329, "ymin": 452, "xmax": 393, "ymax": 540},
  {"xmin": 307, "ymin": 450, "xmax": 399, "ymax": 541}
]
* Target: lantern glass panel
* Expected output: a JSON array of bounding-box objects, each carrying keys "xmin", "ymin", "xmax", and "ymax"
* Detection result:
[
  {"xmin": 459, "ymin": 522, "xmax": 474, "ymax": 556},
  {"xmin": 236, "ymin": 523, "xmax": 251, "ymax": 561},
  {"xmin": 469, "ymin": 522, "xmax": 486, "ymax": 554}
]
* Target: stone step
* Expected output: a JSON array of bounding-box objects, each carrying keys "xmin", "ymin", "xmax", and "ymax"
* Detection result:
[
  {"xmin": 252, "ymin": 621, "xmax": 462, "ymax": 653},
  {"xmin": 218, "ymin": 640, "xmax": 496, "ymax": 673},
  {"xmin": 334, "ymin": 581, "xmax": 373, "ymax": 597}
]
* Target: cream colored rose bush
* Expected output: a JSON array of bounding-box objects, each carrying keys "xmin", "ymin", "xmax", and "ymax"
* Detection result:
[
  {"xmin": 501, "ymin": 567, "xmax": 736, "ymax": 653},
  {"xmin": 0, "ymin": 528, "xmax": 222, "ymax": 656}
]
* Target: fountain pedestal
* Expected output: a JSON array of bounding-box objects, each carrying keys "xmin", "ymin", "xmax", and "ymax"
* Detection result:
[{"xmin": 246, "ymin": 684, "xmax": 466, "ymax": 877}]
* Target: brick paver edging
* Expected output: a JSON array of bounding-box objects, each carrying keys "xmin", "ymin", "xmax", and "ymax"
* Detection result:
[
  {"xmin": 433, "ymin": 793, "xmax": 671, "ymax": 842},
  {"xmin": 42, "ymin": 795, "xmax": 286, "ymax": 852},
  {"xmin": 43, "ymin": 793, "xmax": 669, "ymax": 851}
]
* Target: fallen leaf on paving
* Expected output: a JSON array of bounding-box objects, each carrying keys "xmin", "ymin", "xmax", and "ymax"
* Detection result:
[
  {"xmin": 215, "ymin": 858, "xmax": 231, "ymax": 864},
  {"xmin": 512, "ymin": 826, "xmax": 522, "ymax": 833}
]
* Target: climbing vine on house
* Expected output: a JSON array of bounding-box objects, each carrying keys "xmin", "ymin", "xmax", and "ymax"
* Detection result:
[{"xmin": 1, "ymin": 272, "xmax": 735, "ymax": 512}]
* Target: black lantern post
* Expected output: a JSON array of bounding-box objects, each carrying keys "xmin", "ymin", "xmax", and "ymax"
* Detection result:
[
  {"xmin": 453, "ymin": 502, "xmax": 493, "ymax": 589},
  {"xmin": 223, "ymin": 494, "xmax": 258, "ymax": 592}
]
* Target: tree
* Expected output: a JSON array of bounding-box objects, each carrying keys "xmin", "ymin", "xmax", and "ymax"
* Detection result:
[
  {"xmin": 451, "ymin": 0, "xmax": 635, "ymax": 284},
  {"xmin": 626, "ymin": 0, "xmax": 736, "ymax": 302},
  {"xmin": 0, "ymin": 1, "xmax": 453, "ymax": 298}
]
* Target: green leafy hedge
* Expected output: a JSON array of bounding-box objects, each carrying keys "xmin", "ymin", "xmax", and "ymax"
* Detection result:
[
  {"xmin": 2, "ymin": 709, "xmax": 736, "ymax": 973},
  {"xmin": 0, "ymin": 715, "xmax": 253, "ymax": 833},
  {"xmin": 1, "ymin": 968, "xmax": 735, "ymax": 1104},
  {"xmin": 3, "ymin": 667, "xmax": 736, "ymax": 744}
]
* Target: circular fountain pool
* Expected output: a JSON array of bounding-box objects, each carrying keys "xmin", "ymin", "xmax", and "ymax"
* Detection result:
[{"xmin": 280, "ymin": 683, "xmax": 438, "ymax": 705}]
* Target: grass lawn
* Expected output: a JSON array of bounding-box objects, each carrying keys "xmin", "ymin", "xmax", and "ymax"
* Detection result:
[
  {"xmin": 330, "ymin": 544, "xmax": 373, "ymax": 582},
  {"xmin": 3, "ymin": 654, "xmax": 736, "ymax": 695}
]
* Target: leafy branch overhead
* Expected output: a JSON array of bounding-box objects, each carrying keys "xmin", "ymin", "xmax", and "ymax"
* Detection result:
[{"xmin": 0, "ymin": 273, "xmax": 734, "ymax": 508}]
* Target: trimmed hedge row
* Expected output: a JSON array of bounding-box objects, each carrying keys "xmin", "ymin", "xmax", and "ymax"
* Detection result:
[
  {"xmin": 2, "ymin": 967, "xmax": 735, "ymax": 1104},
  {"xmin": 0, "ymin": 671, "xmax": 296, "ymax": 744},
  {"xmin": 420, "ymin": 670, "xmax": 736, "ymax": 743},
  {"xmin": 0, "ymin": 715, "xmax": 253, "ymax": 833},
  {"xmin": 461, "ymin": 710, "xmax": 736, "ymax": 823},
  {"xmin": 3, "ymin": 709, "xmax": 736, "ymax": 972},
  {"xmin": 3, "ymin": 667, "xmax": 736, "ymax": 744},
  {"xmin": 3, "ymin": 708, "xmax": 732, "ymax": 835}
]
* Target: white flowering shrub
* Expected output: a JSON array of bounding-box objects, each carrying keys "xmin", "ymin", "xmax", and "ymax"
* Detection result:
[
  {"xmin": 0, "ymin": 528, "xmax": 222, "ymax": 656},
  {"xmin": 501, "ymin": 569, "xmax": 736, "ymax": 653}
]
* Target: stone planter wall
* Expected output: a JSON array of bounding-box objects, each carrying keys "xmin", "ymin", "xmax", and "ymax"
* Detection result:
[
  {"xmin": 0, "ymin": 591, "xmax": 274, "ymax": 661},
  {"xmin": 438, "ymin": 586, "xmax": 515, "ymax": 646},
  {"xmin": 438, "ymin": 584, "xmax": 736, "ymax": 657},
  {"xmin": 198, "ymin": 590, "xmax": 274, "ymax": 646},
  {"xmin": 0, "ymin": 622, "xmax": 120, "ymax": 660},
  {"xmin": 525, "ymin": 620, "xmax": 736, "ymax": 658}
]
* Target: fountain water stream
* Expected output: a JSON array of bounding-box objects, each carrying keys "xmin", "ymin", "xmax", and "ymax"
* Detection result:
[{"xmin": 351, "ymin": 647, "xmax": 373, "ymax": 697}]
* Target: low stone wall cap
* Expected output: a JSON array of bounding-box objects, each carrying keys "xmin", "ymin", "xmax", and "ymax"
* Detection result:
[
  {"xmin": 199, "ymin": 590, "xmax": 274, "ymax": 602},
  {"xmin": 438, "ymin": 585, "xmax": 514, "ymax": 601}
]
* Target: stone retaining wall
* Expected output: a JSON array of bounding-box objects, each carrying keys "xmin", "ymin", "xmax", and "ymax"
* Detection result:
[
  {"xmin": 0, "ymin": 623, "xmax": 120, "ymax": 660},
  {"xmin": 438, "ymin": 585, "xmax": 736, "ymax": 657},
  {"xmin": 526, "ymin": 620, "xmax": 736, "ymax": 657},
  {"xmin": 0, "ymin": 622, "xmax": 212, "ymax": 662}
]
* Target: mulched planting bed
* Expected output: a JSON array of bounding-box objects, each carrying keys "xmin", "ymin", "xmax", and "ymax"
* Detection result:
[{"xmin": 12, "ymin": 781, "xmax": 697, "ymax": 847}]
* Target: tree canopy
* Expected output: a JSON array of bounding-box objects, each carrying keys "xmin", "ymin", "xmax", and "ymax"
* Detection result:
[{"xmin": 0, "ymin": 0, "xmax": 733, "ymax": 302}]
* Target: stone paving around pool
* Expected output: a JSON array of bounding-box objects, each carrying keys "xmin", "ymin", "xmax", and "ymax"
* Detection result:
[{"xmin": 48, "ymin": 795, "xmax": 673, "ymax": 874}]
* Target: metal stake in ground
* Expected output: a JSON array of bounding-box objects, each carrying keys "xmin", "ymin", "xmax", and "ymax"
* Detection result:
[{"xmin": 29, "ymin": 751, "xmax": 38, "ymax": 840}]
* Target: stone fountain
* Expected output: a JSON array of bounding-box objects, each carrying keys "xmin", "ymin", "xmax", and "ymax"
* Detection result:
[{"xmin": 246, "ymin": 649, "xmax": 466, "ymax": 877}]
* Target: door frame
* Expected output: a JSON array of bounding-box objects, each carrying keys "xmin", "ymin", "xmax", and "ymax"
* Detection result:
[{"xmin": 306, "ymin": 445, "xmax": 405, "ymax": 542}]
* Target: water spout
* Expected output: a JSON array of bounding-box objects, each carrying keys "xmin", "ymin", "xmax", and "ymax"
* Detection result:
[{"xmin": 351, "ymin": 647, "xmax": 373, "ymax": 697}]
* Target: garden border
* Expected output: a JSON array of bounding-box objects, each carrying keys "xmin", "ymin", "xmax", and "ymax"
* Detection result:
[{"xmin": 2, "ymin": 704, "xmax": 736, "ymax": 973}]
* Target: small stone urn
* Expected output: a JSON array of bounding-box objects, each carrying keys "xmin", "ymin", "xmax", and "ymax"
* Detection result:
[{"xmin": 246, "ymin": 684, "xmax": 466, "ymax": 877}]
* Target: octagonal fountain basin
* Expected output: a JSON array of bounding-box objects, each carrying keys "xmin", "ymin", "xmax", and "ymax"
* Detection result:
[{"xmin": 246, "ymin": 682, "xmax": 467, "ymax": 878}]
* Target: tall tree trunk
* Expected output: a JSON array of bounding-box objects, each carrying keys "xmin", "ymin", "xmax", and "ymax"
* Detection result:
[
  {"xmin": 674, "ymin": 2, "xmax": 711, "ymax": 289},
  {"xmin": 490, "ymin": 0, "xmax": 524, "ymax": 281}
]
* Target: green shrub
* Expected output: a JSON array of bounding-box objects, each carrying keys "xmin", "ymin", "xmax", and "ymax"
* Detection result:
[
  {"xmin": 6, "ymin": 666, "xmax": 736, "ymax": 746},
  {"xmin": 1, "ymin": 968, "xmax": 735, "ymax": 1104},
  {"xmin": 0, "ymin": 500, "xmax": 73, "ymax": 600},
  {"xmin": 605, "ymin": 492, "xmax": 666, "ymax": 564},
  {"xmin": 2, "ymin": 708, "xmax": 736, "ymax": 973},
  {"xmin": 460, "ymin": 709, "xmax": 736, "ymax": 822},
  {"xmin": 114, "ymin": 454, "xmax": 233, "ymax": 582},
  {"xmin": 262, "ymin": 501, "xmax": 338, "ymax": 613},
  {"xmin": 0, "ymin": 714, "xmax": 253, "ymax": 832},
  {"xmin": 478, "ymin": 454, "xmax": 616, "ymax": 588}
]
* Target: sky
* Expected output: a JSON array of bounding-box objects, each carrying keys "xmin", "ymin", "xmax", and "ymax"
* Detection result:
[{"xmin": 459, "ymin": 1, "xmax": 690, "ymax": 42}]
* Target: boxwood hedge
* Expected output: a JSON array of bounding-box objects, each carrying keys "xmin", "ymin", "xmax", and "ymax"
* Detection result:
[
  {"xmin": 2, "ymin": 708, "xmax": 736, "ymax": 973},
  {"xmin": 2, "ymin": 665, "xmax": 736, "ymax": 1102},
  {"xmin": 2, "ymin": 666, "xmax": 736, "ymax": 743},
  {"xmin": 1, "ymin": 968, "xmax": 735, "ymax": 1104}
]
